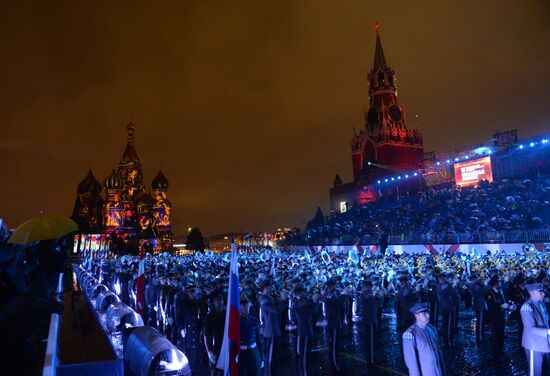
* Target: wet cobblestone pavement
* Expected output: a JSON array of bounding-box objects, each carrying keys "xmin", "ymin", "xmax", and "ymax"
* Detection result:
[{"xmin": 271, "ymin": 304, "xmax": 537, "ymax": 376}]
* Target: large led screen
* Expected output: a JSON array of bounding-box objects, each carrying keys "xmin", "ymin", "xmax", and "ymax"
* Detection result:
[{"xmin": 454, "ymin": 156, "xmax": 493, "ymax": 187}]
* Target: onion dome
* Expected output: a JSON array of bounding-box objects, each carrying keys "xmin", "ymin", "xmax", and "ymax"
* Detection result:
[
  {"xmin": 152, "ymin": 170, "xmax": 169, "ymax": 190},
  {"xmin": 333, "ymin": 173, "xmax": 343, "ymax": 187},
  {"xmin": 104, "ymin": 169, "xmax": 122, "ymax": 190},
  {"xmin": 77, "ymin": 169, "xmax": 102, "ymax": 195}
]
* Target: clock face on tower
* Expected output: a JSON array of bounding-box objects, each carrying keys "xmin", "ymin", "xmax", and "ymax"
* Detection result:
[
  {"xmin": 367, "ymin": 108, "xmax": 380, "ymax": 126},
  {"xmin": 388, "ymin": 104, "xmax": 403, "ymax": 123}
]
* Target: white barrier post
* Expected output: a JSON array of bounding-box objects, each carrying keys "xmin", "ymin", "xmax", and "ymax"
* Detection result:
[{"xmin": 42, "ymin": 273, "xmax": 64, "ymax": 376}]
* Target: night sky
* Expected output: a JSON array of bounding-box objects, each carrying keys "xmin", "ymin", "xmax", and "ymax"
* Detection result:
[{"xmin": 1, "ymin": 1, "xmax": 549, "ymax": 236}]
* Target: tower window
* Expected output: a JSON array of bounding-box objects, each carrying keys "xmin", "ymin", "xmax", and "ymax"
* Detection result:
[
  {"xmin": 378, "ymin": 72, "xmax": 385, "ymax": 86},
  {"xmin": 340, "ymin": 201, "xmax": 348, "ymax": 213}
]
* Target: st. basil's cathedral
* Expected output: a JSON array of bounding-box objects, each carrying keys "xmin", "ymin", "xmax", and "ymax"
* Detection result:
[{"xmin": 71, "ymin": 123, "xmax": 174, "ymax": 254}]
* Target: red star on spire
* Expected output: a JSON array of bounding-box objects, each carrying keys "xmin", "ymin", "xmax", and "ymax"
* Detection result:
[{"xmin": 375, "ymin": 22, "xmax": 380, "ymax": 32}]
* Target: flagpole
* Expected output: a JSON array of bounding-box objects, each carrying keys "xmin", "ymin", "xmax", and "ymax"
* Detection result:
[
  {"xmin": 216, "ymin": 241, "xmax": 240, "ymax": 375},
  {"xmin": 135, "ymin": 243, "xmax": 146, "ymax": 317}
]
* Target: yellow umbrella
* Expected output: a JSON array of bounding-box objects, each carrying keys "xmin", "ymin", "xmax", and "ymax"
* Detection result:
[{"xmin": 8, "ymin": 212, "xmax": 78, "ymax": 244}]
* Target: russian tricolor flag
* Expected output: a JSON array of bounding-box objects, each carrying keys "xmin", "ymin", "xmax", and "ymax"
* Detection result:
[
  {"xmin": 135, "ymin": 249, "xmax": 145, "ymax": 316},
  {"xmin": 216, "ymin": 242, "xmax": 240, "ymax": 375}
]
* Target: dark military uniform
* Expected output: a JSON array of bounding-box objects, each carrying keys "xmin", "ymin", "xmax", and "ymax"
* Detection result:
[
  {"xmin": 469, "ymin": 279, "xmax": 488, "ymax": 342},
  {"xmin": 358, "ymin": 286, "xmax": 383, "ymax": 365},
  {"xmin": 485, "ymin": 284, "xmax": 507, "ymax": 357},
  {"xmin": 166, "ymin": 282, "xmax": 179, "ymax": 343},
  {"xmin": 259, "ymin": 291, "xmax": 285, "ymax": 376},
  {"xmin": 450, "ymin": 282, "xmax": 461, "ymax": 332},
  {"xmin": 436, "ymin": 277, "xmax": 454, "ymax": 346},
  {"xmin": 238, "ymin": 315, "xmax": 262, "ymax": 376},
  {"xmin": 420, "ymin": 278, "xmax": 438, "ymax": 326},
  {"xmin": 397, "ymin": 281, "xmax": 419, "ymax": 329},
  {"xmin": 158, "ymin": 282, "xmax": 171, "ymax": 336},
  {"xmin": 291, "ymin": 292, "xmax": 316, "ymax": 376},
  {"xmin": 324, "ymin": 287, "xmax": 348, "ymax": 371},
  {"xmin": 144, "ymin": 278, "xmax": 159, "ymax": 328},
  {"xmin": 176, "ymin": 292, "xmax": 209, "ymax": 376},
  {"xmin": 204, "ymin": 304, "xmax": 225, "ymax": 376}
]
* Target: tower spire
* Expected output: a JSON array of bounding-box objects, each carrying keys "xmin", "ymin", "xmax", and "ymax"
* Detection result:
[
  {"xmin": 120, "ymin": 122, "xmax": 140, "ymax": 164},
  {"xmin": 373, "ymin": 22, "xmax": 387, "ymax": 70}
]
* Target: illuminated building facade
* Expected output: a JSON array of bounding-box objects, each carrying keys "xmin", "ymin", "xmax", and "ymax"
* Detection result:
[
  {"xmin": 72, "ymin": 123, "xmax": 174, "ymax": 254},
  {"xmin": 330, "ymin": 25, "xmax": 424, "ymax": 213}
]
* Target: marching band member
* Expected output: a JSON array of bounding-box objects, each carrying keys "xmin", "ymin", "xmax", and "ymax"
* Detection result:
[{"xmin": 258, "ymin": 280, "xmax": 287, "ymax": 376}]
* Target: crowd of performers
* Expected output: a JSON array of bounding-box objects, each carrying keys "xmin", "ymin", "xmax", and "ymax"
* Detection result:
[{"xmin": 83, "ymin": 248, "xmax": 550, "ymax": 376}]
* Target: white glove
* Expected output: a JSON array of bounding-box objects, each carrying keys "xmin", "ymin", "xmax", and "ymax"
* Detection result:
[
  {"xmin": 180, "ymin": 329, "xmax": 186, "ymax": 338},
  {"xmin": 500, "ymin": 303, "xmax": 509, "ymax": 309},
  {"xmin": 547, "ymin": 329, "xmax": 550, "ymax": 336},
  {"xmin": 208, "ymin": 350, "xmax": 217, "ymax": 364}
]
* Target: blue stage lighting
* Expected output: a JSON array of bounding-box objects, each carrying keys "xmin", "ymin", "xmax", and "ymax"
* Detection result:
[
  {"xmin": 530, "ymin": 142, "xmax": 535, "ymax": 147},
  {"xmin": 519, "ymin": 145, "xmax": 524, "ymax": 149},
  {"xmin": 377, "ymin": 180, "xmax": 381, "ymax": 184},
  {"xmin": 436, "ymin": 161, "xmax": 441, "ymax": 165},
  {"xmin": 446, "ymin": 159, "xmax": 451, "ymax": 163},
  {"xmin": 384, "ymin": 179, "xmax": 388, "ymax": 182},
  {"xmin": 413, "ymin": 172, "xmax": 418, "ymax": 176}
]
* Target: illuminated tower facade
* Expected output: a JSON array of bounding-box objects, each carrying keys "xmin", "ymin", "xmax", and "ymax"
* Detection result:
[
  {"xmin": 330, "ymin": 24, "xmax": 424, "ymax": 212},
  {"xmin": 352, "ymin": 23, "xmax": 424, "ymax": 183},
  {"xmin": 103, "ymin": 169, "xmax": 123, "ymax": 229},
  {"xmin": 72, "ymin": 170, "xmax": 104, "ymax": 232}
]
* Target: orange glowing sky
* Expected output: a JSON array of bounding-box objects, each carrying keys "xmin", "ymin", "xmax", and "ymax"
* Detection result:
[{"xmin": 1, "ymin": 1, "xmax": 549, "ymax": 236}]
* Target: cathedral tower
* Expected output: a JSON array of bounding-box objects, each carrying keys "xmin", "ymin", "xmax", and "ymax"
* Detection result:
[{"xmin": 103, "ymin": 169, "xmax": 123, "ymax": 229}]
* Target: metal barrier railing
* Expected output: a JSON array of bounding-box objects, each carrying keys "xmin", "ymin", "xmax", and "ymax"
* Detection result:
[
  {"xmin": 290, "ymin": 228, "xmax": 550, "ymax": 246},
  {"xmin": 42, "ymin": 273, "xmax": 64, "ymax": 376}
]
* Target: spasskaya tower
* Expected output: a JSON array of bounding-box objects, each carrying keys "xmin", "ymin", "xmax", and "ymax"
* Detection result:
[
  {"xmin": 353, "ymin": 23, "xmax": 424, "ymax": 181},
  {"xmin": 330, "ymin": 23, "xmax": 424, "ymax": 212}
]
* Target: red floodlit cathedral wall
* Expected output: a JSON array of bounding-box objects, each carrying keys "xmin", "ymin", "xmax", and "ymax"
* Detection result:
[
  {"xmin": 71, "ymin": 123, "xmax": 174, "ymax": 255},
  {"xmin": 330, "ymin": 24, "xmax": 424, "ymax": 213}
]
